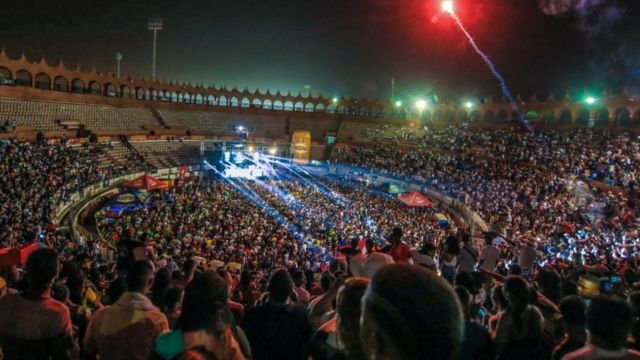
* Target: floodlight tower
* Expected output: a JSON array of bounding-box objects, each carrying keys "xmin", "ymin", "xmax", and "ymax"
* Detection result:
[
  {"xmin": 148, "ymin": 17, "xmax": 163, "ymax": 81},
  {"xmin": 115, "ymin": 52, "xmax": 123, "ymax": 78}
]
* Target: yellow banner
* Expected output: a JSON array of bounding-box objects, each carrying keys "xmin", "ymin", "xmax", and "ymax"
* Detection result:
[{"xmin": 291, "ymin": 131, "xmax": 311, "ymax": 165}]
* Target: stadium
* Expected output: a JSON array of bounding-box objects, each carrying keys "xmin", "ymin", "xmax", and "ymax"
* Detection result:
[{"xmin": 0, "ymin": 0, "xmax": 639, "ymax": 359}]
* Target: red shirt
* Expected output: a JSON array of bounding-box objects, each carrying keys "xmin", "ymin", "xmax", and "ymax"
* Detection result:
[
  {"xmin": 390, "ymin": 243, "xmax": 411, "ymax": 263},
  {"xmin": 0, "ymin": 293, "xmax": 76, "ymax": 359}
]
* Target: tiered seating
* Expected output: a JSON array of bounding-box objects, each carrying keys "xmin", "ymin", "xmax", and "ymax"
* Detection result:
[
  {"xmin": 0, "ymin": 98, "xmax": 159, "ymax": 131},
  {"xmin": 159, "ymin": 109, "xmax": 232, "ymax": 135},
  {"xmin": 0, "ymin": 98, "xmax": 65, "ymax": 131},
  {"xmin": 131, "ymin": 140, "xmax": 208, "ymax": 168},
  {"xmin": 158, "ymin": 110, "xmax": 288, "ymax": 138},
  {"xmin": 337, "ymin": 120, "xmax": 380, "ymax": 141},
  {"xmin": 337, "ymin": 120, "xmax": 414, "ymax": 142}
]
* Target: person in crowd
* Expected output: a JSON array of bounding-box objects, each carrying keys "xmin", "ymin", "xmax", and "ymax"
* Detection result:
[
  {"xmin": 494, "ymin": 276, "xmax": 544, "ymax": 360},
  {"xmin": 163, "ymin": 286, "xmax": 184, "ymax": 329},
  {"xmin": 455, "ymin": 286, "xmax": 495, "ymax": 360},
  {"xmin": 489, "ymin": 284, "xmax": 509, "ymax": 333},
  {"xmin": 563, "ymin": 296, "xmax": 640, "ymax": 359},
  {"xmin": 441, "ymin": 235, "xmax": 461, "ymax": 284},
  {"xmin": 360, "ymin": 263, "xmax": 463, "ymax": 360},
  {"xmin": 240, "ymin": 269, "xmax": 313, "ymax": 360},
  {"xmin": 217, "ymin": 269, "xmax": 245, "ymax": 323},
  {"xmin": 293, "ymin": 270, "xmax": 311, "ymax": 308},
  {"xmin": 361, "ymin": 239, "xmax": 395, "ymax": 279},
  {"xmin": 84, "ymin": 261, "xmax": 169, "ymax": 360},
  {"xmin": 336, "ymin": 277, "xmax": 370, "ymax": 360},
  {"xmin": 478, "ymin": 236, "xmax": 500, "ymax": 273},
  {"xmin": 553, "ymin": 296, "xmax": 587, "ymax": 360},
  {"xmin": 308, "ymin": 271, "xmax": 347, "ymax": 327},
  {"xmin": 153, "ymin": 271, "xmax": 251, "ymax": 360},
  {"xmin": 165, "ymin": 302, "xmax": 245, "ymax": 360},
  {"xmin": 309, "ymin": 277, "xmax": 370, "ymax": 360},
  {"xmin": 518, "ymin": 238, "xmax": 537, "ymax": 275},
  {"xmin": 388, "ymin": 227, "xmax": 411, "ymax": 263},
  {"xmin": 0, "ymin": 249, "xmax": 78, "ymax": 359},
  {"xmin": 151, "ymin": 267, "xmax": 172, "ymax": 310},
  {"xmin": 458, "ymin": 233, "xmax": 479, "ymax": 273},
  {"xmin": 410, "ymin": 242, "xmax": 438, "ymax": 270}
]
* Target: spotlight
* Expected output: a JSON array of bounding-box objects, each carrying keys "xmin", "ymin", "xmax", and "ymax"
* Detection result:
[
  {"xmin": 464, "ymin": 101, "xmax": 474, "ymax": 109},
  {"xmin": 247, "ymin": 145, "xmax": 255, "ymax": 153},
  {"xmin": 415, "ymin": 99, "xmax": 427, "ymax": 110},
  {"xmin": 442, "ymin": 0, "xmax": 454, "ymax": 13},
  {"xmin": 269, "ymin": 147, "xmax": 278, "ymax": 155},
  {"xmin": 332, "ymin": 97, "xmax": 338, "ymax": 103},
  {"xmin": 395, "ymin": 100, "xmax": 402, "ymax": 107},
  {"xmin": 585, "ymin": 97, "xmax": 596, "ymax": 105}
]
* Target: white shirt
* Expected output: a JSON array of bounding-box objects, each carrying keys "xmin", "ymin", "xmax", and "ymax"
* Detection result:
[
  {"xmin": 479, "ymin": 245, "xmax": 500, "ymax": 272},
  {"xmin": 518, "ymin": 245, "xmax": 537, "ymax": 271},
  {"xmin": 349, "ymin": 253, "xmax": 366, "ymax": 277},
  {"xmin": 410, "ymin": 249, "xmax": 436, "ymax": 268},
  {"xmin": 361, "ymin": 252, "xmax": 394, "ymax": 279}
]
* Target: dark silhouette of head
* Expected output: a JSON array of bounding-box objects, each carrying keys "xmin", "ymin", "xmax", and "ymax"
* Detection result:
[
  {"xmin": 559, "ymin": 295, "xmax": 586, "ymax": 327},
  {"xmin": 587, "ymin": 296, "xmax": 633, "ymax": 349},
  {"xmin": 337, "ymin": 277, "xmax": 370, "ymax": 360},
  {"xmin": 268, "ymin": 268, "xmax": 293, "ymax": 304},
  {"xmin": 25, "ymin": 249, "xmax": 59, "ymax": 294},
  {"xmin": 126, "ymin": 260, "xmax": 154, "ymax": 294},
  {"xmin": 361, "ymin": 264, "xmax": 463, "ymax": 360}
]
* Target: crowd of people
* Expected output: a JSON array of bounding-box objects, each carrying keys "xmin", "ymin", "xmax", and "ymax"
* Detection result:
[
  {"xmin": 0, "ymin": 124, "xmax": 639, "ymax": 359},
  {"xmin": 0, "ymin": 140, "xmax": 140, "ymax": 248},
  {"xmin": 333, "ymin": 126, "xmax": 638, "ymax": 271}
]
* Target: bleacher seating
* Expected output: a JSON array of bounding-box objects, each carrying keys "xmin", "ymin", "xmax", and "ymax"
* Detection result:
[
  {"xmin": 158, "ymin": 109, "xmax": 288, "ymax": 138},
  {"xmin": 131, "ymin": 140, "xmax": 209, "ymax": 168},
  {"xmin": 0, "ymin": 98, "xmax": 159, "ymax": 132}
]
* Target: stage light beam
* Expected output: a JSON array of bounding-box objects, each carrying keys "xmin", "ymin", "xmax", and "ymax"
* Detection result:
[
  {"xmin": 585, "ymin": 97, "xmax": 596, "ymax": 105},
  {"xmin": 442, "ymin": 0, "xmax": 454, "ymax": 13},
  {"xmin": 415, "ymin": 99, "xmax": 427, "ymax": 111},
  {"xmin": 464, "ymin": 101, "xmax": 474, "ymax": 109}
]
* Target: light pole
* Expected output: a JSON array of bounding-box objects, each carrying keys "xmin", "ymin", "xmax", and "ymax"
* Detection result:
[
  {"xmin": 115, "ymin": 52, "xmax": 123, "ymax": 78},
  {"xmin": 148, "ymin": 17, "xmax": 163, "ymax": 81},
  {"xmin": 391, "ymin": 77, "xmax": 395, "ymax": 102}
]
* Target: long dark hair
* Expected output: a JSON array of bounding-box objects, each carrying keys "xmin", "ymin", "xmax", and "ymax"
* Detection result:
[{"xmin": 503, "ymin": 276, "xmax": 530, "ymax": 330}]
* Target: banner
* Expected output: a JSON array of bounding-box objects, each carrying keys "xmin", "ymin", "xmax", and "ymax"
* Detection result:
[
  {"xmin": 291, "ymin": 131, "xmax": 311, "ymax": 165},
  {"xmin": 177, "ymin": 165, "xmax": 187, "ymax": 189},
  {"xmin": 0, "ymin": 242, "xmax": 39, "ymax": 267}
]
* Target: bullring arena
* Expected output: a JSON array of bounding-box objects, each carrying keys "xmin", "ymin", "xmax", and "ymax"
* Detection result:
[{"xmin": 0, "ymin": 30, "xmax": 640, "ymax": 360}]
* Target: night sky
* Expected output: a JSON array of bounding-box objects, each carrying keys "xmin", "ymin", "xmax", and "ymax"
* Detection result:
[{"xmin": 0, "ymin": 0, "xmax": 638, "ymax": 101}]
